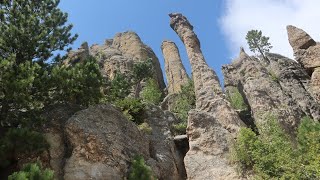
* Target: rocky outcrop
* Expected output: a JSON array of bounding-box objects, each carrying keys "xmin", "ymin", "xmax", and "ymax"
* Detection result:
[
  {"xmin": 43, "ymin": 104, "xmax": 82, "ymax": 180},
  {"xmin": 63, "ymin": 104, "xmax": 185, "ymax": 180},
  {"xmin": 287, "ymin": 25, "xmax": 320, "ymax": 101},
  {"xmin": 65, "ymin": 32, "xmax": 166, "ymax": 91},
  {"xmin": 161, "ymin": 40, "xmax": 189, "ymax": 94},
  {"xmin": 90, "ymin": 31, "xmax": 166, "ymax": 91},
  {"xmin": 65, "ymin": 42, "xmax": 90, "ymax": 65},
  {"xmin": 169, "ymin": 13, "xmax": 244, "ymax": 180},
  {"xmin": 222, "ymin": 49, "xmax": 320, "ymax": 136}
]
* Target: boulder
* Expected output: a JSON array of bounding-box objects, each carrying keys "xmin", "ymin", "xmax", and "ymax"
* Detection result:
[{"xmin": 63, "ymin": 104, "xmax": 186, "ymax": 180}]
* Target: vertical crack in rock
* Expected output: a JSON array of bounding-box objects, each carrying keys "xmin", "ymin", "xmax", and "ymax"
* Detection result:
[
  {"xmin": 287, "ymin": 25, "xmax": 320, "ymax": 101},
  {"xmin": 161, "ymin": 40, "xmax": 189, "ymax": 94},
  {"xmin": 169, "ymin": 13, "xmax": 245, "ymax": 180}
]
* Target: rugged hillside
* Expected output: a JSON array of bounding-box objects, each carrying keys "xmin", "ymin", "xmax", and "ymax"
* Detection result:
[{"xmin": 3, "ymin": 12, "xmax": 320, "ymax": 180}]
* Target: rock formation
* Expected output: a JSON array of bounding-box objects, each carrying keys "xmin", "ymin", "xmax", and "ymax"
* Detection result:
[
  {"xmin": 161, "ymin": 40, "xmax": 189, "ymax": 94},
  {"xmin": 65, "ymin": 42, "xmax": 90, "ymax": 65},
  {"xmin": 63, "ymin": 104, "xmax": 185, "ymax": 180},
  {"xmin": 223, "ymin": 49, "xmax": 320, "ymax": 136},
  {"xmin": 169, "ymin": 13, "xmax": 245, "ymax": 180},
  {"xmin": 287, "ymin": 25, "xmax": 320, "ymax": 101},
  {"xmin": 67, "ymin": 31, "xmax": 166, "ymax": 91}
]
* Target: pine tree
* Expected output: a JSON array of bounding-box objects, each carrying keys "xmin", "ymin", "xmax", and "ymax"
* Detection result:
[
  {"xmin": 0, "ymin": 0, "xmax": 77, "ymax": 125},
  {"xmin": 0, "ymin": 0, "xmax": 78, "ymax": 63},
  {"xmin": 245, "ymin": 30, "xmax": 272, "ymax": 62}
]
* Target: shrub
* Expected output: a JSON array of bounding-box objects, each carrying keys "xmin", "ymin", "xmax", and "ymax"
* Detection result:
[
  {"xmin": 115, "ymin": 98, "xmax": 145, "ymax": 124},
  {"xmin": 141, "ymin": 79, "xmax": 162, "ymax": 105},
  {"xmin": 50, "ymin": 56, "xmax": 105, "ymax": 106},
  {"xmin": 0, "ymin": 128, "xmax": 49, "ymax": 168},
  {"xmin": 108, "ymin": 72, "xmax": 132, "ymax": 102},
  {"xmin": 234, "ymin": 115, "xmax": 320, "ymax": 179},
  {"xmin": 171, "ymin": 80, "xmax": 195, "ymax": 135},
  {"xmin": 269, "ymin": 71, "xmax": 279, "ymax": 82},
  {"xmin": 8, "ymin": 163, "xmax": 54, "ymax": 180},
  {"xmin": 227, "ymin": 87, "xmax": 247, "ymax": 111},
  {"xmin": 138, "ymin": 123, "xmax": 152, "ymax": 135},
  {"xmin": 172, "ymin": 122, "xmax": 187, "ymax": 135},
  {"xmin": 129, "ymin": 155, "xmax": 154, "ymax": 180}
]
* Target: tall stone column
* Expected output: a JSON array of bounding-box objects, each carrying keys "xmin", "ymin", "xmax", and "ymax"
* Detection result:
[
  {"xmin": 169, "ymin": 13, "xmax": 244, "ymax": 180},
  {"xmin": 161, "ymin": 40, "xmax": 189, "ymax": 94},
  {"xmin": 169, "ymin": 13, "xmax": 223, "ymax": 109}
]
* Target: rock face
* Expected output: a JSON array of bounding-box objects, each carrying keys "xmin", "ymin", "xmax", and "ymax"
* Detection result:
[
  {"xmin": 287, "ymin": 25, "xmax": 320, "ymax": 101},
  {"xmin": 169, "ymin": 13, "xmax": 244, "ymax": 180},
  {"xmin": 91, "ymin": 31, "xmax": 166, "ymax": 91},
  {"xmin": 161, "ymin": 40, "xmax": 189, "ymax": 94},
  {"xmin": 63, "ymin": 104, "xmax": 185, "ymax": 180},
  {"xmin": 42, "ymin": 104, "xmax": 82, "ymax": 180},
  {"xmin": 66, "ymin": 32, "xmax": 166, "ymax": 91},
  {"xmin": 65, "ymin": 42, "xmax": 90, "ymax": 65},
  {"xmin": 222, "ymin": 49, "xmax": 320, "ymax": 136}
]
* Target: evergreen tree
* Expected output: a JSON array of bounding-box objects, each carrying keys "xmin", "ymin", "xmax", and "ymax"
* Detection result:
[
  {"xmin": 141, "ymin": 78, "xmax": 162, "ymax": 105},
  {"xmin": 245, "ymin": 30, "xmax": 272, "ymax": 62},
  {"xmin": 0, "ymin": 0, "xmax": 78, "ymax": 63},
  {"xmin": 0, "ymin": 0, "xmax": 78, "ymax": 125}
]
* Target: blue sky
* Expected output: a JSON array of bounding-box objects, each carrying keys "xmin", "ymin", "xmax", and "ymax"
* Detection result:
[
  {"xmin": 59, "ymin": 0, "xmax": 229, "ymax": 83},
  {"xmin": 59, "ymin": 0, "xmax": 320, "ymax": 84}
]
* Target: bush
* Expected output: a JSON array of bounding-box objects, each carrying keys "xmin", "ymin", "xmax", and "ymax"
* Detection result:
[
  {"xmin": 171, "ymin": 80, "xmax": 195, "ymax": 135},
  {"xmin": 50, "ymin": 56, "xmax": 105, "ymax": 106},
  {"xmin": 0, "ymin": 128, "xmax": 49, "ymax": 168},
  {"xmin": 227, "ymin": 87, "xmax": 247, "ymax": 111},
  {"xmin": 141, "ymin": 78, "xmax": 162, "ymax": 105},
  {"xmin": 108, "ymin": 72, "xmax": 132, "ymax": 102},
  {"xmin": 115, "ymin": 98, "xmax": 145, "ymax": 124},
  {"xmin": 8, "ymin": 163, "xmax": 54, "ymax": 180},
  {"xmin": 138, "ymin": 123, "xmax": 152, "ymax": 135},
  {"xmin": 129, "ymin": 155, "xmax": 154, "ymax": 180},
  {"xmin": 172, "ymin": 122, "xmax": 187, "ymax": 135},
  {"xmin": 234, "ymin": 115, "xmax": 320, "ymax": 179}
]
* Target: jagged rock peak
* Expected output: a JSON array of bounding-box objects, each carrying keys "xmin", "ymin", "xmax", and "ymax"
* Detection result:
[
  {"xmin": 239, "ymin": 46, "xmax": 249, "ymax": 59},
  {"xmin": 287, "ymin": 25, "xmax": 320, "ymax": 101},
  {"xmin": 287, "ymin": 25, "xmax": 316, "ymax": 50},
  {"xmin": 161, "ymin": 40, "xmax": 189, "ymax": 94}
]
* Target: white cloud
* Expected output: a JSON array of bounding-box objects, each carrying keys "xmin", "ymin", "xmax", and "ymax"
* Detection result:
[{"xmin": 220, "ymin": 0, "xmax": 320, "ymax": 58}]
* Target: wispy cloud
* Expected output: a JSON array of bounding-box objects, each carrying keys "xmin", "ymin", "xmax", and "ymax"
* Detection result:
[{"xmin": 220, "ymin": 0, "xmax": 320, "ymax": 58}]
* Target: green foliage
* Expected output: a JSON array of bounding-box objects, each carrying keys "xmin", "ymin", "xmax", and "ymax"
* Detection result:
[
  {"xmin": 227, "ymin": 87, "xmax": 247, "ymax": 111},
  {"xmin": 0, "ymin": 128, "xmax": 49, "ymax": 168},
  {"xmin": 8, "ymin": 163, "xmax": 54, "ymax": 180},
  {"xmin": 0, "ymin": 0, "xmax": 80, "ymax": 127},
  {"xmin": 172, "ymin": 122, "xmax": 187, "ymax": 135},
  {"xmin": 129, "ymin": 155, "xmax": 154, "ymax": 180},
  {"xmin": 138, "ymin": 122, "xmax": 152, "ymax": 135},
  {"xmin": 234, "ymin": 115, "xmax": 320, "ymax": 179},
  {"xmin": 0, "ymin": 55, "xmax": 43, "ymax": 126},
  {"xmin": 269, "ymin": 71, "xmax": 279, "ymax": 82},
  {"xmin": 0, "ymin": 0, "xmax": 77, "ymax": 63},
  {"xmin": 246, "ymin": 30, "xmax": 272, "ymax": 59},
  {"xmin": 141, "ymin": 78, "xmax": 162, "ymax": 105},
  {"xmin": 115, "ymin": 98, "xmax": 145, "ymax": 124},
  {"xmin": 108, "ymin": 73, "xmax": 132, "ymax": 102},
  {"xmin": 49, "ymin": 56, "xmax": 104, "ymax": 106},
  {"xmin": 171, "ymin": 80, "xmax": 195, "ymax": 134},
  {"xmin": 132, "ymin": 59, "xmax": 154, "ymax": 83}
]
